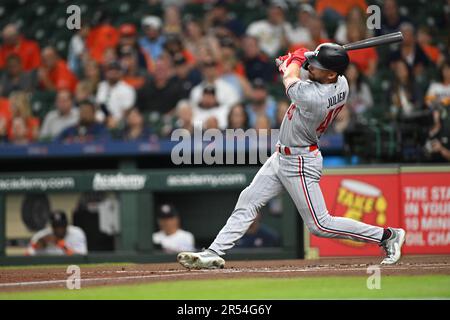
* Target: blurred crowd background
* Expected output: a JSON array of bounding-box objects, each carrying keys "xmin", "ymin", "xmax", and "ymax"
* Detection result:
[{"xmin": 0, "ymin": 0, "xmax": 449, "ymax": 163}]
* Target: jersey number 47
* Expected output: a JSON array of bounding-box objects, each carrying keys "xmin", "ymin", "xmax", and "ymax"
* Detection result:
[{"xmin": 316, "ymin": 104, "xmax": 345, "ymax": 137}]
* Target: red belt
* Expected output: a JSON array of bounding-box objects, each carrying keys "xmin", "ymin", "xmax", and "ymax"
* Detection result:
[{"xmin": 276, "ymin": 144, "xmax": 318, "ymax": 155}]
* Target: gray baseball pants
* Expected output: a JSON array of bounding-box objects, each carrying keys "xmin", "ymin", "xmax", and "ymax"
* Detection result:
[{"xmin": 209, "ymin": 150, "xmax": 384, "ymax": 255}]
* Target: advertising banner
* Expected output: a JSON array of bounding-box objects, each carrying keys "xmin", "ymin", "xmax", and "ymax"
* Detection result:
[
  {"xmin": 310, "ymin": 173, "xmax": 401, "ymax": 256},
  {"xmin": 309, "ymin": 168, "xmax": 450, "ymax": 257},
  {"xmin": 401, "ymin": 172, "xmax": 450, "ymax": 254}
]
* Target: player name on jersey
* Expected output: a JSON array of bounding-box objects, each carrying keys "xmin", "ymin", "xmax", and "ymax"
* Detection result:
[{"xmin": 327, "ymin": 91, "xmax": 346, "ymax": 109}]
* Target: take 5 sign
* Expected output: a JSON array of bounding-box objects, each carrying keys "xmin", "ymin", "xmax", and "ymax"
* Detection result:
[
  {"xmin": 309, "ymin": 169, "xmax": 401, "ymax": 256},
  {"xmin": 308, "ymin": 167, "xmax": 450, "ymax": 257}
]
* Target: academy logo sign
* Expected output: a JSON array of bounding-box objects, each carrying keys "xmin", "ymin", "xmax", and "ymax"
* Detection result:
[
  {"xmin": 93, "ymin": 173, "xmax": 147, "ymax": 191},
  {"xmin": 0, "ymin": 177, "xmax": 75, "ymax": 191},
  {"xmin": 167, "ymin": 173, "xmax": 246, "ymax": 187}
]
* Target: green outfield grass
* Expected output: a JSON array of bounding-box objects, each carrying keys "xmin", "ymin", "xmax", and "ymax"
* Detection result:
[{"xmin": 1, "ymin": 275, "xmax": 449, "ymax": 300}]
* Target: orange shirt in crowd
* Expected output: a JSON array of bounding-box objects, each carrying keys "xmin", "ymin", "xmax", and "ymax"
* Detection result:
[
  {"xmin": 123, "ymin": 75, "xmax": 146, "ymax": 89},
  {"xmin": 316, "ymin": 0, "xmax": 367, "ymax": 17},
  {"xmin": 40, "ymin": 60, "xmax": 78, "ymax": 92},
  {"xmin": 0, "ymin": 98, "xmax": 12, "ymax": 123},
  {"xmin": 348, "ymin": 47, "xmax": 378, "ymax": 75},
  {"xmin": 182, "ymin": 50, "xmax": 196, "ymax": 66},
  {"xmin": 86, "ymin": 24, "xmax": 120, "ymax": 64},
  {"xmin": 0, "ymin": 36, "xmax": 41, "ymax": 71},
  {"xmin": 7, "ymin": 116, "xmax": 40, "ymax": 141},
  {"xmin": 421, "ymin": 44, "xmax": 441, "ymax": 65},
  {"xmin": 234, "ymin": 63, "xmax": 246, "ymax": 77}
]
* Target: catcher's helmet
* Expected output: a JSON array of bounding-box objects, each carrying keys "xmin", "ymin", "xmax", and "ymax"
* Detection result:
[{"xmin": 304, "ymin": 43, "xmax": 349, "ymax": 75}]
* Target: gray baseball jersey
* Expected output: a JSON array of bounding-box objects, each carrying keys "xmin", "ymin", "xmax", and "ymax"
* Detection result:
[
  {"xmin": 208, "ymin": 73, "xmax": 384, "ymax": 256},
  {"xmin": 278, "ymin": 75, "xmax": 349, "ymax": 147}
]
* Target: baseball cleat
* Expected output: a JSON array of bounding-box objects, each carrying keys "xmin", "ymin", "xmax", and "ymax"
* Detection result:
[
  {"xmin": 380, "ymin": 228, "xmax": 406, "ymax": 265},
  {"xmin": 177, "ymin": 249, "xmax": 225, "ymax": 270}
]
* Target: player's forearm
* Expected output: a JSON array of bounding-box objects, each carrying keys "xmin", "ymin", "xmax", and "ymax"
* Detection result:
[{"xmin": 282, "ymin": 63, "xmax": 301, "ymax": 88}]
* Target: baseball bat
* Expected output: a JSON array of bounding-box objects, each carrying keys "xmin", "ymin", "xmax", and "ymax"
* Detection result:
[{"xmin": 342, "ymin": 31, "xmax": 403, "ymax": 51}]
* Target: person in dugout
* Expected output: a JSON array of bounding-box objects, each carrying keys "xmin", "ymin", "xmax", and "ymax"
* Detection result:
[{"xmin": 26, "ymin": 210, "xmax": 88, "ymax": 256}]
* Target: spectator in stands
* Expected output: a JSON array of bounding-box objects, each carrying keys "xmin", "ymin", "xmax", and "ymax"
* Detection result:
[
  {"xmin": 9, "ymin": 117, "xmax": 30, "ymax": 145},
  {"xmin": 0, "ymin": 54, "xmax": 36, "ymax": 97},
  {"xmin": 192, "ymin": 85, "xmax": 229, "ymax": 130},
  {"xmin": 163, "ymin": 34, "xmax": 195, "ymax": 66},
  {"xmin": 27, "ymin": 210, "xmax": 87, "ymax": 256},
  {"xmin": 219, "ymin": 39, "xmax": 253, "ymax": 101},
  {"xmin": 117, "ymin": 23, "xmax": 149, "ymax": 71},
  {"xmin": 334, "ymin": 6, "xmax": 373, "ymax": 45},
  {"xmin": 173, "ymin": 53, "xmax": 202, "ymax": 99},
  {"xmin": 137, "ymin": 57, "xmax": 184, "ymax": 116},
  {"xmin": 119, "ymin": 46, "xmax": 149, "ymax": 90},
  {"xmin": 204, "ymin": 0, "xmax": 245, "ymax": 38},
  {"xmin": 315, "ymin": 0, "xmax": 367, "ymax": 21},
  {"xmin": 0, "ymin": 23, "xmax": 41, "ymax": 71},
  {"xmin": 0, "ymin": 97, "xmax": 11, "ymax": 142},
  {"xmin": 346, "ymin": 24, "xmax": 378, "ymax": 77},
  {"xmin": 254, "ymin": 114, "xmax": 272, "ymax": 133},
  {"xmin": 39, "ymin": 90, "xmax": 79, "ymax": 141},
  {"xmin": 246, "ymin": 0, "xmax": 291, "ymax": 58},
  {"xmin": 241, "ymin": 36, "xmax": 275, "ymax": 83},
  {"xmin": 189, "ymin": 57, "xmax": 240, "ymax": 116},
  {"xmin": 96, "ymin": 61, "xmax": 136, "ymax": 129},
  {"xmin": 57, "ymin": 99, "xmax": 109, "ymax": 143},
  {"xmin": 174, "ymin": 100, "xmax": 194, "ymax": 135},
  {"xmin": 417, "ymin": 26, "xmax": 445, "ymax": 66},
  {"xmin": 163, "ymin": 5, "xmax": 183, "ymax": 36},
  {"xmin": 388, "ymin": 23, "xmax": 431, "ymax": 77},
  {"xmin": 235, "ymin": 213, "xmax": 280, "ymax": 249},
  {"xmin": 375, "ymin": 0, "xmax": 409, "ymax": 36},
  {"xmin": 286, "ymin": 4, "xmax": 315, "ymax": 49},
  {"xmin": 67, "ymin": 23, "xmax": 90, "ymax": 77},
  {"xmin": 86, "ymin": 10, "xmax": 119, "ymax": 64},
  {"xmin": 74, "ymin": 81, "xmax": 95, "ymax": 105},
  {"xmin": 345, "ymin": 63, "xmax": 374, "ymax": 123},
  {"xmin": 204, "ymin": 115, "xmax": 220, "ymax": 130},
  {"xmin": 389, "ymin": 59, "xmax": 424, "ymax": 119},
  {"xmin": 152, "ymin": 203, "xmax": 195, "ymax": 254},
  {"xmin": 7, "ymin": 91, "xmax": 39, "ymax": 143},
  {"xmin": 38, "ymin": 46, "xmax": 78, "ymax": 93},
  {"xmin": 120, "ymin": 107, "xmax": 152, "ymax": 141},
  {"xmin": 275, "ymin": 99, "xmax": 289, "ymax": 128},
  {"xmin": 306, "ymin": 16, "xmax": 331, "ymax": 50},
  {"xmin": 227, "ymin": 103, "xmax": 250, "ymax": 130},
  {"xmin": 425, "ymin": 61, "xmax": 450, "ymax": 137},
  {"xmin": 101, "ymin": 47, "xmax": 119, "ymax": 69},
  {"xmin": 246, "ymin": 79, "xmax": 277, "ymax": 128},
  {"xmin": 183, "ymin": 18, "xmax": 221, "ymax": 63},
  {"xmin": 139, "ymin": 16, "xmax": 166, "ymax": 62},
  {"xmin": 82, "ymin": 59, "xmax": 101, "ymax": 94},
  {"xmin": 430, "ymin": 139, "xmax": 450, "ymax": 161}
]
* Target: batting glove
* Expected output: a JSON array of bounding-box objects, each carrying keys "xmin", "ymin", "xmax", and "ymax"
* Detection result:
[
  {"xmin": 290, "ymin": 47, "xmax": 309, "ymax": 66},
  {"xmin": 276, "ymin": 53, "xmax": 293, "ymax": 74}
]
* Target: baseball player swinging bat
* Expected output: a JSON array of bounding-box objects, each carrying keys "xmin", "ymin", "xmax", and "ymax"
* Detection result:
[{"xmin": 177, "ymin": 33, "xmax": 406, "ymax": 270}]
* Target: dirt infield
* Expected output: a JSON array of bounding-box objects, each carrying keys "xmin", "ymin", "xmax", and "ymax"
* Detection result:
[{"xmin": 1, "ymin": 255, "xmax": 449, "ymax": 292}]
